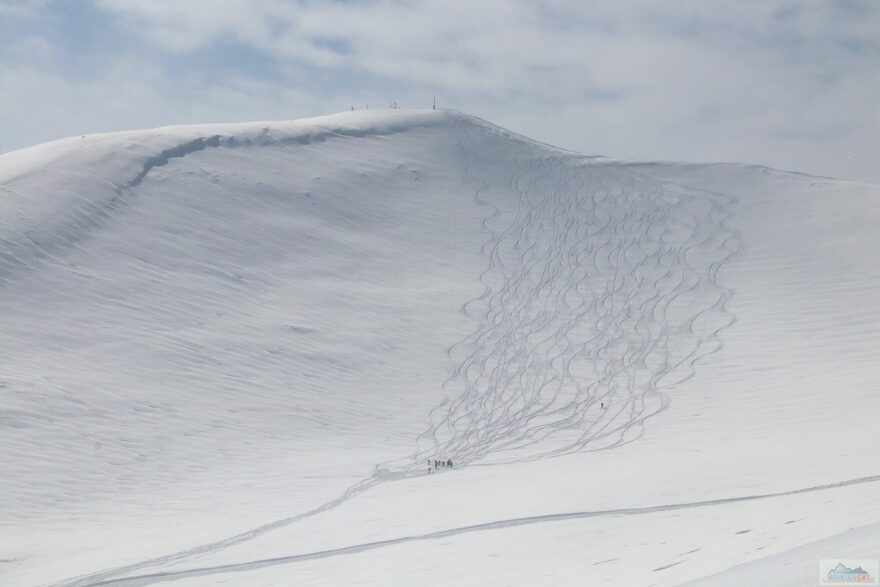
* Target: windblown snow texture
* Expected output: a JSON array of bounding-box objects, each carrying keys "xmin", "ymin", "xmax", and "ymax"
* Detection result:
[{"xmin": 2, "ymin": 110, "xmax": 878, "ymax": 587}]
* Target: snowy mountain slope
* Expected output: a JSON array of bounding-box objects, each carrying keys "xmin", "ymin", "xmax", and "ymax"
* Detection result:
[
  {"xmin": 1, "ymin": 110, "xmax": 878, "ymax": 586},
  {"xmin": 681, "ymin": 521, "xmax": 880, "ymax": 587}
]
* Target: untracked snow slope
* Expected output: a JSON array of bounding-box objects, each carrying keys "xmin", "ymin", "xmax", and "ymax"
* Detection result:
[{"xmin": 1, "ymin": 110, "xmax": 878, "ymax": 586}]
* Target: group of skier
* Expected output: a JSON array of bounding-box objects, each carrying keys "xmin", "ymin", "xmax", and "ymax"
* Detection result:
[{"xmin": 428, "ymin": 458, "xmax": 453, "ymax": 474}]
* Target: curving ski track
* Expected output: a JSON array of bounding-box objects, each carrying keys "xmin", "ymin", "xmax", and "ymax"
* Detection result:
[
  {"xmin": 53, "ymin": 120, "xmax": 743, "ymax": 586},
  {"xmin": 416, "ymin": 123, "xmax": 741, "ymax": 465}
]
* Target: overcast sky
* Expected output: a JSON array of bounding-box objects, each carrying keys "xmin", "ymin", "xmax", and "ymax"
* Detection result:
[{"xmin": 1, "ymin": 0, "xmax": 878, "ymax": 182}]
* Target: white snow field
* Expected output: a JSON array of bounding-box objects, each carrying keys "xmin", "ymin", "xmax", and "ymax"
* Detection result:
[{"xmin": 1, "ymin": 109, "xmax": 878, "ymax": 586}]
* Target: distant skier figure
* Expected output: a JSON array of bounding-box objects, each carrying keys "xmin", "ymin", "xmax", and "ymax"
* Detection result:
[{"xmin": 447, "ymin": 459, "xmax": 453, "ymax": 468}]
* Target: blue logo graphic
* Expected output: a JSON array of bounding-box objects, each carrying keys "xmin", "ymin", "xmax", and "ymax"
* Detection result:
[{"xmin": 826, "ymin": 562, "xmax": 873, "ymax": 583}]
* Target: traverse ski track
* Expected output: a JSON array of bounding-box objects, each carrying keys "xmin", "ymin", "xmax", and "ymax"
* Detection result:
[
  {"xmin": 79, "ymin": 473, "xmax": 880, "ymax": 586},
  {"xmin": 51, "ymin": 117, "xmax": 742, "ymax": 587}
]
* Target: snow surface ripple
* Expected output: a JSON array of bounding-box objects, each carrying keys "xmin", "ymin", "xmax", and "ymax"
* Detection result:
[{"xmin": 53, "ymin": 117, "xmax": 742, "ymax": 587}]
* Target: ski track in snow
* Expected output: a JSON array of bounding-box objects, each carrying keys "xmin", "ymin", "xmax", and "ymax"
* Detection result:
[
  {"xmin": 52, "ymin": 118, "xmax": 743, "ymax": 587},
  {"xmin": 81, "ymin": 473, "xmax": 880, "ymax": 586},
  {"xmin": 416, "ymin": 123, "xmax": 741, "ymax": 466}
]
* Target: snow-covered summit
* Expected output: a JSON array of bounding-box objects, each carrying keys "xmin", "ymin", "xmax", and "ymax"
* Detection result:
[{"xmin": 2, "ymin": 110, "xmax": 879, "ymax": 587}]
